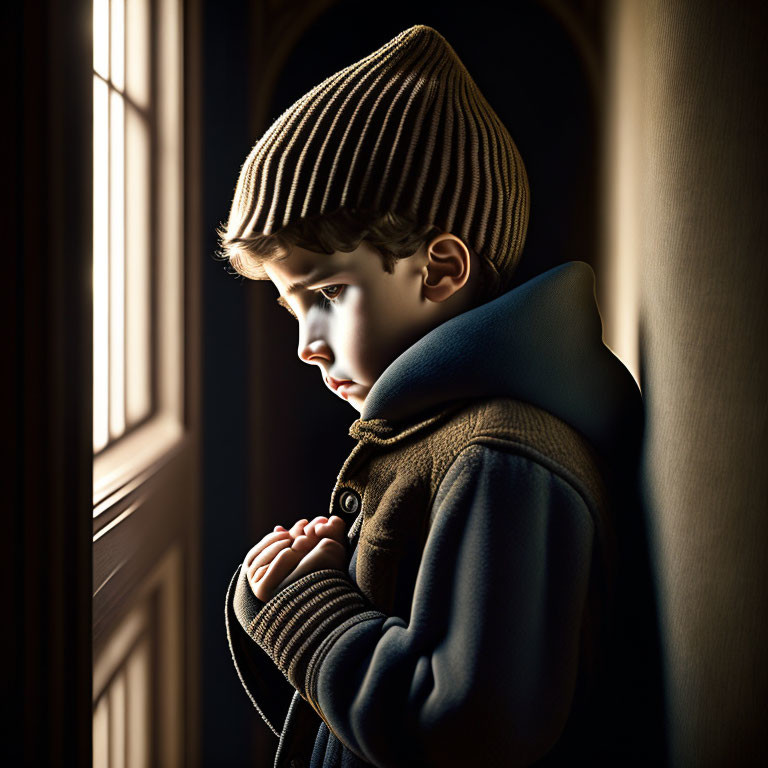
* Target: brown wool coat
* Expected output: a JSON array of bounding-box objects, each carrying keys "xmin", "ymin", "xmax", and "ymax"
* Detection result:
[
  {"xmin": 339, "ymin": 397, "xmax": 610, "ymax": 618},
  {"xmin": 227, "ymin": 396, "xmax": 612, "ymax": 767}
]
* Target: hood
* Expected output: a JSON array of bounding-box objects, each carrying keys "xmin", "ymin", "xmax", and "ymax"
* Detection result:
[{"xmin": 361, "ymin": 261, "xmax": 643, "ymax": 465}]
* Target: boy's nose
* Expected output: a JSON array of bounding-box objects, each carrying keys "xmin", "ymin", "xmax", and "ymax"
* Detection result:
[{"xmin": 299, "ymin": 338, "xmax": 333, "ymax": 366}]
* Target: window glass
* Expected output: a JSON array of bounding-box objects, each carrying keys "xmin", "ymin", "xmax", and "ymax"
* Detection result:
[{"xmin": 93, "ymin": 0, "xmax": 152, "ymax": 454}]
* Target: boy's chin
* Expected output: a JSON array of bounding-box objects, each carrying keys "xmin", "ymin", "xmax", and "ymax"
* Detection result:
[
  {"xmin": 345, "ymin": 392, "xmax": 364, "ymax": 413},
  {"xmin": 325, "ymin": 380, "xmax": 370, "ymax": 413},
  {"xmin": 336, "ymin": 383, "xmax": 367, "ymax": 413}
]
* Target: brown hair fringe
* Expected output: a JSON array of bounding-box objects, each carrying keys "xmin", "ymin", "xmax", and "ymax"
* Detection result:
[{"xmin": 218, "ymin": 207, "xmax": 502, "ymax": 304}]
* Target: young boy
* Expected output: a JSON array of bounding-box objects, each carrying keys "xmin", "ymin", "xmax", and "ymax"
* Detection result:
[{"xmin": 221, "ymin": 25, "xmax": 644, "ymax": 767}]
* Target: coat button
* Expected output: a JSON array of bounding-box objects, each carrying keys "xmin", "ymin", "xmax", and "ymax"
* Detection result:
[{"xmin": 337, "ymin": 488, "xmax": 360, "ymax": 516}]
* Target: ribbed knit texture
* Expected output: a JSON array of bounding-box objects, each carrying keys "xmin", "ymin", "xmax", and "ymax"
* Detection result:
[
  {"xmin": 227, "ymin": 24, "xmax": 530, "ymax": 281},
  {"xmin": 248, "ymin": 569, "xmax": 383, "ymax": 700}
]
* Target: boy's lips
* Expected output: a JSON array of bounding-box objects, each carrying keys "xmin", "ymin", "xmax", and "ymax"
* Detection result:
[{"xmin": 326, "ymin": 376, "xmax": 353, "ymax": 393}]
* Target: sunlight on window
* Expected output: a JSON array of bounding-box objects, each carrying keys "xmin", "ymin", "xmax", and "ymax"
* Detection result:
[
  {"xmin": 158, "ymin": 0, "xmax": 184, "ymax": 417},
  {"xmin": 93, "ymin": 0, "xmax": 109, "ymax": 79},
  {"xmin": 93, "ymin": 695, "xmax": 109, "ymax": 767},
  {"xmin": 92, "ymin": 0, "xmax": 187, "ymax": 760},
  {"xmin": 93, "ymin": 76, "xmax": 110, "ymax": 453},
  {"xmin": 126, "ymin": 0, "xmax": 150, "ymax": 109},
  {"xmin": 109, "ymin": 89, "xmax": 126, "ymax": 438},
  {"xmin": 94, "ymin": 602, "xmax": 152, "ymax": 768},
  {"xmin": 125, "ymin": 638, "xmax": 151, "ymax": 768},
  {"xmin": 93, "ymin": 0, "xmax": 152, "ymax": 453},
  {"xmin": 109, "ymin": 671, "xmax": 127, "ymax": 768},
  {"xmin": 125, "ymin": 0, "xmax": 151, "ymax": 426},
  {"xmin": 111, "ymin": 0, "xmax": 125, "ymax": 91},
  {"xmin": 125, "ymin": 106, "xmax": 151, "ymax": 425}
]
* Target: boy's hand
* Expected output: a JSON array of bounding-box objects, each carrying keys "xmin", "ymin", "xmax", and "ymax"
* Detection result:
[{"xmin": 243, "ymin": 515, "xmax": 347, "ymax": 603}]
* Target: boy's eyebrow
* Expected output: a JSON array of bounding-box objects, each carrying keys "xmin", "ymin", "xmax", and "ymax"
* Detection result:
[{"xmin": 284, "ymin": 265, "xmax": 341, "ymax": 295}]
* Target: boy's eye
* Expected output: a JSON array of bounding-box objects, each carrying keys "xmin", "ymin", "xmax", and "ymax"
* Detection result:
[{"xmin": 318, "ymin": 284, "xmax": 344, "ymax": 302}]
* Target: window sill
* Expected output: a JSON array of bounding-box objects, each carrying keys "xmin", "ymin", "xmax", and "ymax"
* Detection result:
[{"xmin": 93, "ymin": 414, "xmax": 184, "ymax": 515}]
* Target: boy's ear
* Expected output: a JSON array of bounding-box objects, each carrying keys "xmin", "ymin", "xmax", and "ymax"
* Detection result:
[{"xmin": 422, "ymin": 233, "xmax": 471, "ymax": 302}]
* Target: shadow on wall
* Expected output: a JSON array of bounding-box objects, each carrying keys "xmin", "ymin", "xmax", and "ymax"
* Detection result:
[{"xmin": 628, "ymin": 2, "xmax": 768, "ymax": 765}]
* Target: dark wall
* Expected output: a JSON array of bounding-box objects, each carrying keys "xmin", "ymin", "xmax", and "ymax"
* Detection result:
[
  {"xmin": 201, "ymin": 0, "xmax": 259, "ymax": 765},
  {"xmin": 4, "ymin": 1, "xmax": 92, "ymax": 764}
]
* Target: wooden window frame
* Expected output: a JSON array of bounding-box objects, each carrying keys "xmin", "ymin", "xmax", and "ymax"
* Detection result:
[
  {"xmin": 91, "ymin": 1, "xmax": 203, "ymax": 766},
  {"xmin": 4, "ymin": 0, "xmax": 201, "ymax": 764}
]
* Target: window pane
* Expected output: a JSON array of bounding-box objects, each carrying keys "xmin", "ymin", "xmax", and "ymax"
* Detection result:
[
  {"xmin": 126, "ymin": 638, "xmax": 151, "ymax": 768},
  {"xmin": 158, "ymin": 0, "xmax": 183, "ymax": 416},
  {"xmin": 92, "ymin": 695, "xmax": 109, "ymax": 768},
  {"xmin": 111, "ymin": 0, "xmax": 125, "ymax": 91},
  {"xmin": 93, "ymin": 0, "xmax": 109, "ymax": 79},
  {"xmin": 110, "ymin": 91, "xmax": 126, "ymax": 438},
  {"xmin": 108, "ymin": 671, "xmax": 127, "ymax": 768},
  {"xmin": 125, "ymin": 104, "xmax": 151, "ymax": 426},
  {"xmin": 93, "ymin": 76, "xmax": 110, "ymax": 453},
  {"xmin": 126, "ymin": 0, "xmax": 150, "ymax": 110}
]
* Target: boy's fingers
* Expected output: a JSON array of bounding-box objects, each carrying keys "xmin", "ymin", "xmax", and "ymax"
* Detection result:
[
  {"xmin": 253, "ymin": 548, "xmax": 301, "ymax": 602},
  {"xmin": 315, "ymin": 516, "xmax": 347, "ymax": 543},
  {"xmin": 276, "ymin": 539, "xmax": 347, "ymax": 591},
  {"xmin": 303, "ymin": 516, "xmax": 329, "ymax": 539},
  {"xmin": 290, "ymin": 535, "xmax": 315, "ymax": 555},
  {"xmin": 288, "ymin": 518, "xmax": 309, "ymax": 539},
  {"xmin": 248, "ymin": 537, "xmax": 292, "ymax": 573},
  {"xmin": 274, "ymin": 525, "xmax": 287, "ymax": 533},
  {"xmin": 255, "ymin": 547, "xmax": 298, "ymax": 592},
  {"xmin": 251, "ymin": 564, "xmax": 268, "ymax": 583},
  {"xmin": 244, "ymin": 530, "xmax": 291, "ymax": 567}
]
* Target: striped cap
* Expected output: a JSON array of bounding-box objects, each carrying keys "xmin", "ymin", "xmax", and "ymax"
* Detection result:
[{"xmin": 227, "ymin": 24, "xmax": 529, "ymax": 281}]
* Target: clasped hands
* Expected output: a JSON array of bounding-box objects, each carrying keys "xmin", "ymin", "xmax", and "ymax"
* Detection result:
[{"xmin": 244, "ymin": 515, "xmax": 348, "ymax": 602}]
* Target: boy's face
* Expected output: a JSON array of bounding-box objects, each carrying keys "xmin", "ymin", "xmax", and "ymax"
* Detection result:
[{"xmin": 265, "ymin": 241, "xmax": 456, "ymax": 413}]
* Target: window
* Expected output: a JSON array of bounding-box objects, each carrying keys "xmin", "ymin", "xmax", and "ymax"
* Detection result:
[
  {"xmin": 91, "ymin": 0, "xmax": 198, "ymax": 765},
  {"xmin": 93, "ymin": 0, "xmax": 152, "ymax": 453},
  {"xmin": 92, "ymin": 0, "xmax": 184, "ymax": 509}
]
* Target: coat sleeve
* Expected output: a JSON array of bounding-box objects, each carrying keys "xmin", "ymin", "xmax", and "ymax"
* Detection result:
[
  {"xmin": 245, "ymin": 444, "xmax": 597, "ymax": 767},
  {"xmin": 224, "ymin": 560, "xmax": 295, "ymax": 737}
]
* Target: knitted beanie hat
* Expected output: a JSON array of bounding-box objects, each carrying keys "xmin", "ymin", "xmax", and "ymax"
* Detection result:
[{"xmin": 226, "ymin": 24, "xmax": 529, "ymax": 282}]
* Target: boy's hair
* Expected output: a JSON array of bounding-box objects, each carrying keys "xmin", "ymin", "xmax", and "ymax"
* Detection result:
[
  {"xmin": 220, "ymin": 207, "xmax": 503, "ymax": 305},
  {"xmin": 220, "ymin": 25, "xmax": 529, "ymax": 297}
]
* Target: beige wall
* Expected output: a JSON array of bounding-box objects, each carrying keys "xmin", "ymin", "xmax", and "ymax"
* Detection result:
[{"xmin": 604, "ymin": 1, "xmax": 768, "ymax": 764}]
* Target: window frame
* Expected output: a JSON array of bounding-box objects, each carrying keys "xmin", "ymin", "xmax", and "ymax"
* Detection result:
[
  {"xmin": 92, "ymin": 0, "xmax": 186, "ymax": 515},
  {"xmin": 90, "ymin": 0, "xmax": 202, "ymax": 764}
]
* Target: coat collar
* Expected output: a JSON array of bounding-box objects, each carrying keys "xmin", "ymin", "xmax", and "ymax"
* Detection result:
[
  {"xmin": 349, "ymin": 400, "xmax": 469, "ymax": 446},
  {"xmin": 352, "ymin": 262, "xmax": 642, "ymax": 463}
]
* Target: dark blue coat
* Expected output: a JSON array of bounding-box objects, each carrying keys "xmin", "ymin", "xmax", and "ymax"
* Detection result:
[{"xmin": 226, "ymin": 262, "xmax": 656, "ymax": 766}]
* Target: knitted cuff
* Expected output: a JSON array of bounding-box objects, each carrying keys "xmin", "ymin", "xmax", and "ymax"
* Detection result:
[{"xmin": 247, "ymin": 569, "xmax": 383, "ymax": 702}]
